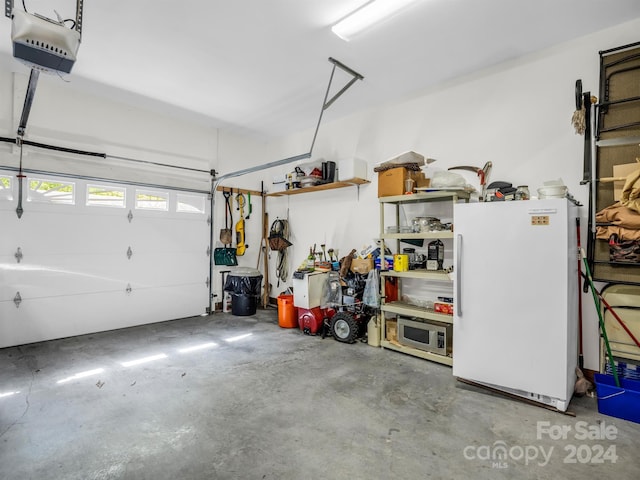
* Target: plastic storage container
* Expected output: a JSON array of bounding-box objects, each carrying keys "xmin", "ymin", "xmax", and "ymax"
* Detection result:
[
  {"xmin": 594, "ymin": 373, "xmax": 640, "ymax": 424},
  {"xmin": 224, "ymin": 267, "xmax": 263, "ymax": 316},
  {"xmin": 277, "ymin": 294, "xmax": 298, "ymax": 328}
]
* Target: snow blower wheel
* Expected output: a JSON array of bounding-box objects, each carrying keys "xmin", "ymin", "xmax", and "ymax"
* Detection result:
[{"xmin": 330, "ymin": 312, "xmax": 358, "ymax": 343}]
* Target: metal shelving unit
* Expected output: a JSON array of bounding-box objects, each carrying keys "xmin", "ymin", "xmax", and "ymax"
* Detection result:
[
  {"xmin": 588, "ymin": 41, "xmax": 640, "ymax": 285},
  {"xmin": 378, "ymin": 191, "xmax": 469, "ymax": 366}
]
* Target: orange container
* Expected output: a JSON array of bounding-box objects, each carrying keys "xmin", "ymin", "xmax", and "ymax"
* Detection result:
[{"xmin": 277, "ymin": 294, "xmax": 298, "ymax": 328}]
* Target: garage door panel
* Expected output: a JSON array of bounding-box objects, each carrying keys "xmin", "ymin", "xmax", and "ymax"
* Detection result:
[
  {"xmin": 5, "ymin": 214, "xmax": 132, "ymax": 256},
  {"xmin": 0, "ymin": 253, "xmax": 132, "ymax": 301},
  {"xmin": 1, "ymin": 171, "xmax": 210, "ymax": 348},
  {"xmin": 126, "ymin": 253, "xmax": 209, "ymax": 285},
  {"xmin": 0, "ymin": 285, "xmax": 208, "ymax": 348},
  {"xmin": 128, "ymin": 218, "xmax": 209, "ymax": 254}
]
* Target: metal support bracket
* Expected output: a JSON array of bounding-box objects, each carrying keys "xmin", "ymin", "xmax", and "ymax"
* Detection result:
[
  {"xmin": 324, "ymin": 57, "xmax": 364, "ymax": 110},
  {"xmin": 18, "ymin": 69, "xmax": 40, "ymax": 137}
]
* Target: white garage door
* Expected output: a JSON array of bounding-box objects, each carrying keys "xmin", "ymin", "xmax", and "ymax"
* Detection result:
[{"xmin": 0, "ymin": 169, "xmax": 211, "ymax": 348}]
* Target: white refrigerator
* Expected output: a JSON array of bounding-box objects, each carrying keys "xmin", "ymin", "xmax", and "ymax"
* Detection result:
[{"xmin": 453, "ymin": 199, "xmax": 578, "ymax": 412}]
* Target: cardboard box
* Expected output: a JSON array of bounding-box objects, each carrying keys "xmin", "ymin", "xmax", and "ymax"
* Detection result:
[
  {"xmin": 377, "ymin": 167, "xmax": 427, "ymax": 197},
  {"xmin": 386, "ymin": 318, "xmax": 397, "ymax": 342},
  {"xmin": 350, "ymin": 257, "xmax": 374, "ymax": 274}
]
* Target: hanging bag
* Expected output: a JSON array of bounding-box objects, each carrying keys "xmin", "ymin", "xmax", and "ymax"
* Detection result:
[
  {"xmin": 214, "ymin": 247, "xmax": 238, "ymax": 266},
  {"xmin": 268, "ymin": 218, "xmax": 292, "ymax": 251}
]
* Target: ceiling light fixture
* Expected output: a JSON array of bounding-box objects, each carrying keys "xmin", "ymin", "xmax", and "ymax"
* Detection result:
[{"xmin": 331, "ymin": 0, "xmax": 421, "ymax": 41}]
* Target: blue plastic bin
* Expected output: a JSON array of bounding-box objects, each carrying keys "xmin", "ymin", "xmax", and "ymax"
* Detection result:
[{"xmin": 594, "ymin": 373, "xmax": 640, "ymax": 424}]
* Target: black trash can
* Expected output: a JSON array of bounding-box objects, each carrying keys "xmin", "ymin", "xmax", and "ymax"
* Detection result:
[{"xmin": 224, "ymin": 267, "xmax": 263, "ymax": 316}]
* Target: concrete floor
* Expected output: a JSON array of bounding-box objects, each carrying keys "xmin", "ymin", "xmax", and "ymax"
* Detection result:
[{"xmin": 1, "ymin": 308, "xmax": 639, "ymax": 480}]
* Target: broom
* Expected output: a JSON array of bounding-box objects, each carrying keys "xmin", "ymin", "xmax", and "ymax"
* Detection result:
[{"xmin": 580, "ymin": 248, "xmax": 620, "ymax": 387}]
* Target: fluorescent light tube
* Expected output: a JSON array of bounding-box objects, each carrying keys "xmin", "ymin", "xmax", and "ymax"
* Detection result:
[{"xmin": 332, "ymin": 0, "xmax": 420, "ymax": 41}]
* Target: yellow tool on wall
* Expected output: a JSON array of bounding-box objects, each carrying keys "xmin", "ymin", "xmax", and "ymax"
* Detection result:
[{"xmin": 236, "ymin": 193, "xmax": 247, "ymax": 256}]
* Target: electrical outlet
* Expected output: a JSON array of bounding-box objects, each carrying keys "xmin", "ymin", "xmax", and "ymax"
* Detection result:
[{"xmin": 531, "ymin": 215, "xmax": 550, "ymax": 225}]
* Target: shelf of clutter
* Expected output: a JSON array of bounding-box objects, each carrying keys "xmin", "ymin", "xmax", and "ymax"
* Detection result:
[{"xmin": 267, "ymin": 178, "xmax": 370, "ymax": 197}]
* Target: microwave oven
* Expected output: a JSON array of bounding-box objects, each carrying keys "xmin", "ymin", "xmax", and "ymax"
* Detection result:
[{"xmin": 397, "ymin": 317, "xmax": 452, "ymax": 356}]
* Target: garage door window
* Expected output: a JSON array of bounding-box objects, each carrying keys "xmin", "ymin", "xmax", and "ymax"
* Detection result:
[
  {"xmin": 135, "ymin": 189, "xmax": 168, "ymax": 211},
  {"xmin": 0, "ymin": 176, "xmax": 12, "ymax": 201},
  {"xmin": 86, "ymin": 185, "xmax": 126, "ymax": 208},
  {"xmin": 28, "ymin": 179, "xmax": 75, "ymax": 205},
  {"xmin": 176, "ymin": 193, "xmax": 206, "ymax": 213}
]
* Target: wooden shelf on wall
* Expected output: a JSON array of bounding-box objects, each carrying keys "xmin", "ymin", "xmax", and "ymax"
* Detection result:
[
  {"xmin": 216, "ymin": 186, "xmax": 264, "ymax": 196},
  {"xmin": 266, "ymin": 178, "xmax": 370, "ymax": 197}
]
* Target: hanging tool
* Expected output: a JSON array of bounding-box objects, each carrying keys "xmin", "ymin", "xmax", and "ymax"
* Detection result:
[
  {"xmin": 220, "ymin": 189, "xmax": 233, "ymax": 245},
  {"xmin": 580, "ymin": 248, "xmax": 620, "ymax": 387},
  {"xmin": 262, "ymin": 188, "xmax": 270, "ymax": 307},
  {"xmin": 576, "ymin": 218, "xmax": 584, "ymax": 369},
  {"xmin": 580, "ymin": 91, "xmax": 594, "ymax": 185},
  {"xmin": 236, "ymin": 193, "xmax": 247, "ymax": 256},
  {"xmin": 246, "ymin": 192, "xmax": 252, "ymax": 219},
  {"xmin": 572, "ymin": 79, "xmax": 586, "ymax": 136}
]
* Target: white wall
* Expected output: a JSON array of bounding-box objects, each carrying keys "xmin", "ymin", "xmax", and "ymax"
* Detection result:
[{"xmin": 245, "ymin": 18, "xmax": 640, "ymax": 371}]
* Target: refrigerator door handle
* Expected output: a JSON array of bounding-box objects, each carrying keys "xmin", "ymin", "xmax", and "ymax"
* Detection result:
[{"xmin": 456, "ymin": 234, "xmax": 462, "ymax": 317}]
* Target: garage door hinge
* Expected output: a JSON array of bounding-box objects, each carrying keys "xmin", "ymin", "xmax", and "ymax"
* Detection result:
[
  {"xmin": 127, "ymin": 246, "xmax": 133, "ymax": 259},
  {"xmin": 14, "ymin": 247, "xmax": 23, "ymax": 263},
  {"xmin": 14, "ymin": 292, "xmax": 22, "ymax": 308},
  {"xmin": 126, "ymin": 283, "xmax": 132, "ymax": 294},
  {"xmin": 206, "ymin": 277, "xmax": 210, "ymax": 288},
  {"xmin": 206, "ymin": 246, "xmax": 211, "ymax": 256},
  {"xmin": 127, "ymin": 210, "xmax": 133, "ymax": 223}
]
